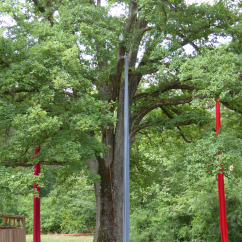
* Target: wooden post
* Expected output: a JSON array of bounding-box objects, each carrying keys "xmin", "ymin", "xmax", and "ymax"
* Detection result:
[{"xmin": 21, "ymin": 219, "xmax": 25, "ymax": 229}]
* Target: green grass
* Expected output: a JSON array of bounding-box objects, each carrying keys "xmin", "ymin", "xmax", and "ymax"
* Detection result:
[{"xmin": 26, "ymin": 235, "xmax": 94, "ymax": 242}]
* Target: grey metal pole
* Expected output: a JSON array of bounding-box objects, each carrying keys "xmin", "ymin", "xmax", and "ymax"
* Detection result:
[{"xmin": 123, "ymin": 53, "xmax": 130, "ymax": 242}]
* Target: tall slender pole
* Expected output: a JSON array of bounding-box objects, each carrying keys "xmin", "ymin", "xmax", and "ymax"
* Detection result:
[
  {"xmin": 123, "ymin": 53, "xmax": 130, "ymax": 242},
  {"xmin": 215, "ymin": 98, "xmax": 228, "ymax": 242},
  {"xmin": 33, "ymin": 146, "xmax": 41, "ymax": 242}
]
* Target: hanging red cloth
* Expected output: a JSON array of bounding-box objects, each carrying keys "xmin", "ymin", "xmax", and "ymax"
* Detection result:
[
  {"xmin": 215, "ymin": 98, "xmax": 228, "ymax": 242},
  {"xmin": 33, "ymin": 146, "xmax": 41, "ymax": 242},
  {"xmin": 215, "ymin": 98, "xmax": 221, "ymax": 136}
]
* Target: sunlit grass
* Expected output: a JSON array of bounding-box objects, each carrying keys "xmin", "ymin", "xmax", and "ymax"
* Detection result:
[{"xmin": 26, "ymin": 235, "xmax": 94, "ymax": 242}]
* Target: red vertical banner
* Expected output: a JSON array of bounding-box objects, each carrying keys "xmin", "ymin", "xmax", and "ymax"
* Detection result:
[
  {"xmin": 33, "ymin": 146, "xmax": 41, "ymax": 242},
  {"xmin": 215, "ymin": 98, "xmax": 221, "ymax": 136},
  {"xmin": 215, "ymin": 98, "xmax": 228, "ymax": 242}
]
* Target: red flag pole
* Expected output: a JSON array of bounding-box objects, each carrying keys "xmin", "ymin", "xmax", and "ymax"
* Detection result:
[
  {"xmin": 33, "ymin": 146, "xmax": 41, "ymax": 242},
  {"xmin": 215, "ymin": 98, "xmax": 228, "ymax": 242}
]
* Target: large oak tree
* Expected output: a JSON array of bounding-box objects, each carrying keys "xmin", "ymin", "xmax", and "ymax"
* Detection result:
[{"xmin": 0, "ymin": 0, "xmax": 241, "ymax": 241}]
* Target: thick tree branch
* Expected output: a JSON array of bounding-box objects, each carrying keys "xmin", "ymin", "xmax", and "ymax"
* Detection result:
[
  {"xmin": 1, "ymin": 160, "xmax": 66, "ymax": 167},
  {"xmin": 14, "ymin": 95, "xmax": 27, "ymax": 102},
  {"xmin": 170, "ymin": 107, "xmax": 181, "ymax": 115},
  {"xmin": 130, "ymin": 121, "xmax": 151, "ymax": 139},
  {"xmin": 111, "ymin": 0, "xmax": 138, "ymax": 102},
  {"xmin": 130, "ymin": 110, "xmax": 196, "ymax": 140},
  {"xmin": 128, "ymin": 17, "xmax": 148, "ymax": 67},
  {"xmin": 141, "ymin": 26, "xmax": 153, "ymax": 33},
  {"xmin": 161, "ymin": 107, "xmax": 193, "ymax": 143},
  {"xmin": 2, "ymin": 87, "xmax": 35, "ymax": 95},
  {"xmin": 221, "ymin": 101, "xmax": 242, "ymax": 114},
  {"xmin": 33, "ymin": 0, "xmax": 54, "ymax": 26},
  {"xmin": 131, "ymin": 95, "xmax": 194, "ymax": 131},
  {"xmin": 133, "ymin": 80, "xmax": 181, "ymax": 103},
  {"xmin": 33, "ymin": 0, "xmax": 46, "ymax": 13},
  {"xmin": 127, "ymin": 18, "xmax": 151, "ymax": 103},
  {"xmin": 133, "ymin": 79, "xmax": 195, "ymax": 103},
  {"xmin": 45, "ymin": 0, "xmax": 52, "ymax": 7},
  {"xmin": 45, "ymin": 0, "xmax": 54, "ymax": 26}
]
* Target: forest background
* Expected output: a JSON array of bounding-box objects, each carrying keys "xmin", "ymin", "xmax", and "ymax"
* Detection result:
[{"xmin": 1, "ymin": 0, "xmax": 242, "ymax": 241}]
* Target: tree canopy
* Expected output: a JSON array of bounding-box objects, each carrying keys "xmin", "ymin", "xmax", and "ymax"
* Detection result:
[{"xmin": 1, "ymin": 0, "xmax": 242, "ymax": 241}]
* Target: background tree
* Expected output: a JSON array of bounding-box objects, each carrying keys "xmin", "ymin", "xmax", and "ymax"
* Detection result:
[
  {"xmin": 0, "ymin": 0, "xmax": 241, "ymax": 241},
  {"xmin": 129, "ymin": 128, "xmax": 242, "ymax": 241}
]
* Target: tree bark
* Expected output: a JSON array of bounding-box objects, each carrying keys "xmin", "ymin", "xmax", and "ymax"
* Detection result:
[{"xmin": 92, "ymin": 80, "xmax": 126, "ymax": 241}]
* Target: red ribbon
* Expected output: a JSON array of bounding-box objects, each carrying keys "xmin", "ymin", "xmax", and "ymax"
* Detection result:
[
  {"xmin": 33, "ymin": 146, "xmax": 41, "ymax": 242},
  {"xmin": 215, "ymin": 98, "xmax": 228, "ymax": 242},
  {"xmin": 215, "ymin": 98, "xmax": 221, "ymax": 136}
]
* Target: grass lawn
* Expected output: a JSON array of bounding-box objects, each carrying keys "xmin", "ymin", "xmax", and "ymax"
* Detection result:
[{"xmin": 26, "ymin": 235, "xmax": 94, "ymax": 242}]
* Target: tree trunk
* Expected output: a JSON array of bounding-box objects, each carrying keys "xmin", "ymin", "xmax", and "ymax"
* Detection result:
[
  {"xmin": 93, "ymin": 158, "xmax": 121, "ymax": 242},
  {"xmin": 93, "ymin": 85, "xmax": 126, "ymax": 242}
]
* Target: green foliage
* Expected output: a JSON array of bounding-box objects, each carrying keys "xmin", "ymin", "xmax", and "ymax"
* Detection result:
[
  {"xmin": 0, "ymin": 0, "xmax": 117, "ymax": 169},
  {"xmin": 0, "ymin": 169, "xmax": 96, "ymax": 234},
  {"xmin": 0, "ymin": 166, "xmax": 35, "ymax": 195},
  {"xmin": 179, "ymin": 48, "xmax": 242, "ymax": 105},
  {"xmin": 129, "ymin": 112, "xmax": 242, "ymax": 241},
  {"xmin": 1, "ymin": 0, "xmax": 242, "ymax": 240}
]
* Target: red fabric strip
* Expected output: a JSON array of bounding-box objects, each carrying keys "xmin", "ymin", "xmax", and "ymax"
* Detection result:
[
  {"xmin": 218, "ymin": 172, "xmax": 228, "ymax": 242},
  {"xmin": 33, "ymin": 146, "xmax": 41, "ymax": 242},
  {"xmin": 215, "ymin": 98, "xmax": 228, "ymax": 242},
  {"xmin": 215, "ymin": 98, "xmax": 221, "ymax": 135}
]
